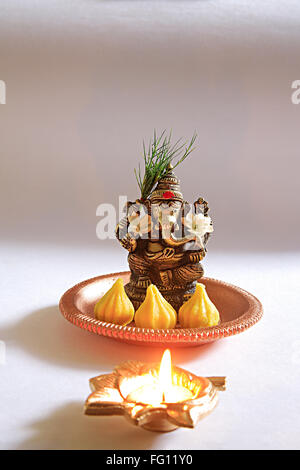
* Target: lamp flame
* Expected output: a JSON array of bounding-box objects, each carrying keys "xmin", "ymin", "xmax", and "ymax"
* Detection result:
[{"xmin": 158, "ymin": 349, "xmax": 173, "ymax": 402}]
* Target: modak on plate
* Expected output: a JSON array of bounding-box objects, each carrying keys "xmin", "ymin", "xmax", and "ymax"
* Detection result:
[
  {"xmin": 134, "ymin": 284, "xmax": 177, "ymax": 329},
  {"xmin": 179, "ymin": 283, "xmax": 220, "ymax": 328},
  {"xmin": 94, "ymin": 278, "xmax": 134, "ymax": 326}
]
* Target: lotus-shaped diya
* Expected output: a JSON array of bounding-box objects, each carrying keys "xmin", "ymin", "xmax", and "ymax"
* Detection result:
[{"xmin": 84, "ymin": 350, "xmax": 226, "ymax": 432}]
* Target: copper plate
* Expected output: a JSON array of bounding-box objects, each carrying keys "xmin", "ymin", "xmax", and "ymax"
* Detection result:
[{"xmin": 59, "ymin": 271, "xmax": 263, "ymax": 347}]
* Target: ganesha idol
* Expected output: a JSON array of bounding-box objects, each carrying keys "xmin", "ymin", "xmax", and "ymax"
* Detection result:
[{"xmin": 116, "ymin": 165, "xmax": 213, "ymax": 311}]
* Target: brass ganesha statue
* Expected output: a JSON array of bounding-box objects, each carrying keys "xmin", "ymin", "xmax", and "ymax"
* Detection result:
[{"xmin": 116, "ymin": 166, "xmax": 213, "ymax": 311}]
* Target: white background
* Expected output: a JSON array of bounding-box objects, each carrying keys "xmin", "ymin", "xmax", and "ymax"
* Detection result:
[{"xmin": 0, "ymin": 0, "xmax": 300, "ymax": 450}]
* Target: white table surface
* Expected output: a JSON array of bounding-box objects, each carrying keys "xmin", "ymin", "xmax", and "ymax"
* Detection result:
[{"xmin": 1, "ymin": 241, "xmax": 299, "ymax": 450}]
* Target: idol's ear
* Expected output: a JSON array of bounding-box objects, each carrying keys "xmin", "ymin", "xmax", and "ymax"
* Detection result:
[
  {"xmin": 124, "ymin": 200, "xmax": 136, "ymax": 214},
  {"xmin": 194, "ymin": 197, "xmax": 209, "ymax": 215}
]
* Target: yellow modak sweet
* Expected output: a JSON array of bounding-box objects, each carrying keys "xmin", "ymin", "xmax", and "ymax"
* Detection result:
[
  {"xmin": 178, "ymin": 283, "xmax": 220, "ymax": 328},
  {"xmin": 134, "ymin": 284, "xmax": 177, "ymax": 329},
  {"xmin": 94, "ymin": 278, "xmax": 134, "ymax": 326}
]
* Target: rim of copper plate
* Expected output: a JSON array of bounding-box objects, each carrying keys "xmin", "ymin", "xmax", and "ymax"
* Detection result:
[{"xmin": 59, "ymin": 271, "xmax": 263, "ymax": 345}]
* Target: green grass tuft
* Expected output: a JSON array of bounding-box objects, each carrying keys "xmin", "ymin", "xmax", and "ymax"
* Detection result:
[{"xmin": 134, "ymin": 130, "xmax": 197, "ymax": 200}]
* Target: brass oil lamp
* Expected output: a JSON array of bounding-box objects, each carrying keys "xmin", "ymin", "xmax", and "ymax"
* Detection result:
[{"xmin": 85, "ymin": 350, "xmax": 226, "ymax": 432}]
